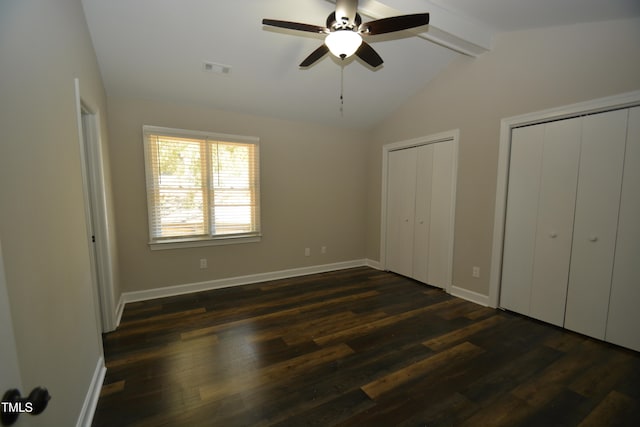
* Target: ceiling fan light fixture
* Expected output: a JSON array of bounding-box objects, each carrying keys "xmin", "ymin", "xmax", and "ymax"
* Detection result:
[
  {"xmin": 263, "ymin": 2, "xmax": 429, "ymax": 68},
  {"xmin": 325, "ymin": 30, "xmax": 362, "ymax": 59}
]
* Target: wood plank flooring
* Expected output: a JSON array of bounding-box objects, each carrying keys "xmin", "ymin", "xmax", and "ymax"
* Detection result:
[{"xmin": 92, "ymin": 267, "xmax": 640, "ymax": 426}]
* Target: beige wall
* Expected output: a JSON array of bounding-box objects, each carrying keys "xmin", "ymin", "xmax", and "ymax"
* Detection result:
[
  {"xmin": 107, "ymin": 96, "xmax": 367, "ymax": 293},
  {"xmin": 366, "ymin": 18, "xmax": 640, "ymax": 297},
  {"xmin": 0, "ymin": 0, "xmax": 118, "ymax": 425}
]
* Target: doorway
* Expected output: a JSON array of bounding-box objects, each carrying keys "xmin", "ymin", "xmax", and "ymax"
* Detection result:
[
  {"xmin": 74, "ymin": 79, "xmax": 116, "ymax": 332},
  {"xmin": 380, "ymin": 130, "xmax": 458, "ymax": 292},
  {"xmin": 489, "ymin": 90, "xmax": 640, "ymax": 309}
]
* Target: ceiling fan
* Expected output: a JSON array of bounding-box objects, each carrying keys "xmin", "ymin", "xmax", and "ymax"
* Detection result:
[{"xmin": 262, "ymin": 0, "xmax": 429, "ymax": 68}]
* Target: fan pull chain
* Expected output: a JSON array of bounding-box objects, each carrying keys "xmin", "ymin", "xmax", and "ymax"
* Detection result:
[{"xmin": 339, "ymin": 64, "xmax": 344, "ymax": 116}]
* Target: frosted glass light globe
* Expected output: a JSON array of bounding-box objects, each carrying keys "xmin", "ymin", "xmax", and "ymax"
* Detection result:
[{"xmin": 325, "ymin": 30, "xmax": 363, "ymax": 59}]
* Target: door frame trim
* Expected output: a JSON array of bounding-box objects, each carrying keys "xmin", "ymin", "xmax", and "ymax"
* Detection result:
[
  {"xmin": 74, "ymin": 78, "xmax": 117, "ymax": 332},
  {"xmin": 489, "ymin": 90, "xmax": 640, "ymax": 308},
  {"xmin": 380, "ymin": 129, "xmax": 459, "ymax": 293}
]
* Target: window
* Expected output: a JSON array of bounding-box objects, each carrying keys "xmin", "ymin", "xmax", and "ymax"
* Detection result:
[{"xmin": 143, "ymin": 126, "xmax": 260, "ymax": 249}]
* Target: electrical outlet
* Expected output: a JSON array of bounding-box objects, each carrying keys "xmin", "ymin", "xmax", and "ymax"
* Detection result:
[
  {"xmin": 304, "ymin": 248, "xmax": 311, "ymax": 257},
  {"xmin": 472, "ymin": 266, "xmax": 480, "ymax": 278},
  {"xmin": 321, "ymin": 246, "xmax": 327, "ymax": 254},
  {"xmin": 200, "ymin": 258, "xmax": 208, "ymax": 269}
]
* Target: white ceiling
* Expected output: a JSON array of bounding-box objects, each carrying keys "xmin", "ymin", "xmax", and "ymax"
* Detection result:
[{"xmin": 82, "ymin": 0, "xmax": 640, "ymax": 130}]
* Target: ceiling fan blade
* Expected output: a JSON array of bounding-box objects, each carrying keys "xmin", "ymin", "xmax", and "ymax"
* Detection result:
[
  {"xmin": 359, "ymin": 13, "xmax": 429, "ymax": 35},
  {"xmin": 356, "ymin": 41, "xmax": 383, "ymax": 68},
  {"xmin": 335, "ymin": 0, "xmax": 358, "ymax": 25},
  {"xmin": 262, "ymin": 19, "xmax": 328, "ymax": 34},
  {"xmin": 300, "ymin": 44, "xmax": 330, "ymax": 67}
]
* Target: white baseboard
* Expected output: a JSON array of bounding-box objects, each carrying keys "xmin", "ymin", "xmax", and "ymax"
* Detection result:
[
  {"xmin": 365, "ymin": 258, "xmax": 382, "ymax": 270},
  {"xmin": 120, "ymin": 259, "xmax": 370, "ymax": 306},
  {"xmin": 76, "ymin": 356, "xmax": 106, "ymax": 427},
  {"xmin": 114, "ymin": 295, "xmax": 125, "ymax": 329},
  {"xmin": 450, "ymin": 285, "xmax": 490, "ymax": 307}
]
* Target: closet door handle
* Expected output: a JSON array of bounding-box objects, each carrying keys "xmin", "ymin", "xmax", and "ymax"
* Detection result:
[
  {"xmin": 549, "ymin": 232, "xmax": 558, "ymax": 238},
  {"xmin": 588, "ymin": 235, "xmax": 598, "ymax": 242}
]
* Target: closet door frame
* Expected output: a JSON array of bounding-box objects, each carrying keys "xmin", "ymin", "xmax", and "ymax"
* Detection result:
[
  {"xmin": 380, "ymin": 129, "xmax": 459, "ymax": 294},
  {"xmin": 489, "ymin": 90, "xmax": 640, "ymax": 308}
]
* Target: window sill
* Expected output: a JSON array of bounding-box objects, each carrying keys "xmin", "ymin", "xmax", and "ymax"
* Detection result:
[{"xmin": 149, "ymin": 235, "xmax": 261, "ymax": 251}]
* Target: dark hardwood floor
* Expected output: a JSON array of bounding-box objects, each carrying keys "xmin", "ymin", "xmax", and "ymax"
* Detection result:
[{"xmin": 92, "ymin": 267, "xmax": 640, "ymax": 426}]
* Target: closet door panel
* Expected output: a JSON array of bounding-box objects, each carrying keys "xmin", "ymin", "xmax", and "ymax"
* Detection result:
[
  {"xmin": 607, "ymin": 107, "xmax": 640, "ymax": 352},
  {"xmin": 500, "ymin": 125, "xmax": 545, "ymax": 315},
  {"xmin": 427, "ymin": 141, "xmax": 455, "ymax": 289},
  {"xmin": 529, "ymin": 118, "xmax": 581, "ymax": 326},
  {"xmin": 565, "ymin": 109, "xmax": 628, "ymax": 339},
  {"xmin": 412, "ymin": 144, "xmax": 434, "ymax": 284},
  {"xmin": 386, "ymin": 148, "xmax": 417, "ymax": 278}
]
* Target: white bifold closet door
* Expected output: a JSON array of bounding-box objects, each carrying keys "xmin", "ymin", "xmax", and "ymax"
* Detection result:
[
  {"xmin": 564, "ymin": 109, "xmax": 628, "ymax": 339},
  {"xmin": 386, "ymin": 147, "xmax": 418, "ymax": 279},
  {"xmin": 424, "ymin": 142, "xmax": 454, "ymax": 288},
  {"xmin": 501, "ymin": 106, "xmax": 640, "ymax": 351},
  {"xmin": 605, "ymin": 106, "xmax": 640, "ymax": 350},
  {"xmin": 412, "ymin": 145, "xmax": 434, "ymax": 284},
  {"xmin": 386, "ymin": 141, "xmax": 454, "ymax": 288},
  {"xmin": 501, "ymin": 117, "xmax": 581, "ymax": 326}
]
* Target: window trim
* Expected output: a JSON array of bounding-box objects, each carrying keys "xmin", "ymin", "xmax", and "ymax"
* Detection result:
[
  {"xmin": 148, "ymin": 235, "xmax": 262, "ymax": 251},
  {"xmin": 142, "ymin": 125, "xmax": 261, "ymax": 249}
]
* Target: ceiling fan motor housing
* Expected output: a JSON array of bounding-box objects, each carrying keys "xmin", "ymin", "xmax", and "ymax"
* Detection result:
[{"xmin": 326, "ymin": 12, "xmax": 362, "ymax": 31}]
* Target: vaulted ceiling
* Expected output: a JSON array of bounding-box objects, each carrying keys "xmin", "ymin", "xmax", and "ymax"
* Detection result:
[{"xmin": 82, "ymin": 0, "xmax": 640, "ymax": 129}]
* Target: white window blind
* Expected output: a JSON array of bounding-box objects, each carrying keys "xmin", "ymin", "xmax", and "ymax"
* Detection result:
[{"xmin": 143, "ymin": 126, "xmax": 260, "ymax": 246}]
